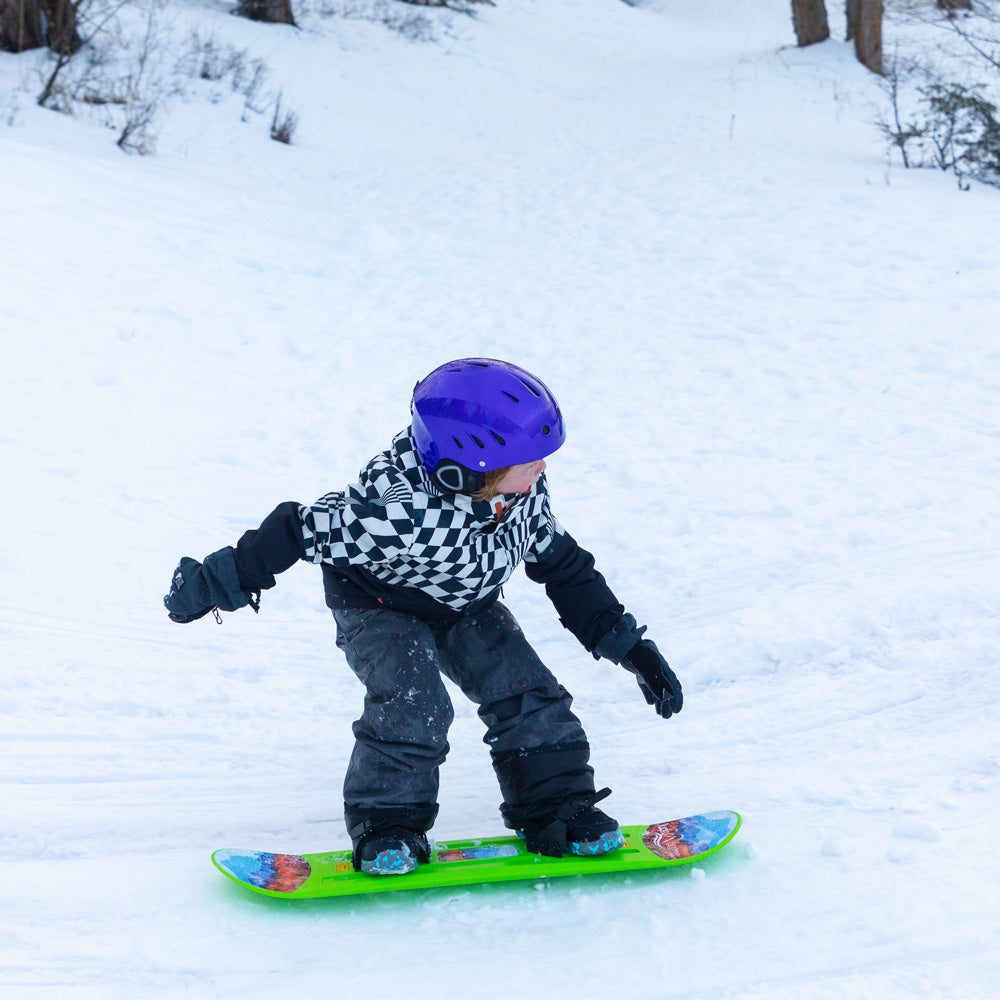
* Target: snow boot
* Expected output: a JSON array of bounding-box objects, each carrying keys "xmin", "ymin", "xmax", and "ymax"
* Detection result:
[
  {"xmin": 563, "ymin": 804, "xmax": 626, "ymax": 856},
  {"xmin": 354, "ymin": 827, "xmax": 431, "ymax": 876},
  {"xmin": 515, "ymin": 788, "xmax": 625, "ymax": 858}
]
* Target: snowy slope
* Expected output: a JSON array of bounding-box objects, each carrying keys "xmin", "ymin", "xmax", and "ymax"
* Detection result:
[{"xmin": 2, "ymin": 0, "xmax": 999, "ymax": 996}]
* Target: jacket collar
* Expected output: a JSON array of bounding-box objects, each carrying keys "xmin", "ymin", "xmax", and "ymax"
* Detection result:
[{"xmin": 390, "ymin": 428, "xmax": 545, "ymax": 521}]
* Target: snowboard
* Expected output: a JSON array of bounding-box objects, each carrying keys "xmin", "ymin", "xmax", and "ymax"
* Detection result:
[{"xmin": 212, "ymin": 809, "xmax": 741, "ymax": 899}]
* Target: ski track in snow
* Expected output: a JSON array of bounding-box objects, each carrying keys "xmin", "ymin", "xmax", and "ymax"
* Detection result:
[{"xmin": 2, "ymin": 0, "xmax": 999, "ymax": 997}]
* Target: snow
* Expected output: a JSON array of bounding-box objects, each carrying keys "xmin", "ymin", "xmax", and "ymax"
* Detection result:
[{"xmin": 2, "ymin": 0, "xmax": 1000, "ymax": 996}]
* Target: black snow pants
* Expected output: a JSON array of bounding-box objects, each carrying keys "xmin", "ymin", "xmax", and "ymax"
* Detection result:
[{"xmin": 333, "ymin": 602, "xmax": 598, "ymax": 842}]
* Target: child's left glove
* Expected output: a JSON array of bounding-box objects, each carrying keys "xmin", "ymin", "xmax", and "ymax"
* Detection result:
[
  {"xmin": 621, "ymin": 639, "xmax": 683, "ymax": 720},
  {"xmin": 163, "ymin": 547, "xmax": 256, "ymax": 623},
  {"xmin": 591, "ymin": 611, "xmax": 683, "ymax": 720}
]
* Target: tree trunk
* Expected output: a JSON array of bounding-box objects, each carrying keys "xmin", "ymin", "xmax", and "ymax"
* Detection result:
[
  {"xmin": 0, "ymin": 0, "xmax": 45, "ymax": 52},
  {"xmin": 855, "ymin": 0, "xmax": 883, "ymax": 74},
  {"xmin": 42, "ymin": 0, "xmax": 82, "ymax": 54},
  {"xmin": 937, "ymin": 0, "xmax": 972, "ymax": 11},
  {"xmin": 236, "ymin": 0, "xmax": 295, "ymax": 25},
  {"xmin": 1, "ymin": 0, "xmax": 81, "ymax": 53},
  {"xmin": 791, "ymin": 0, "xmax": 830, "ymax": 47},
  {"xmin": 846, "ymin": 0, "xmax": 860, "ymax": 41}
]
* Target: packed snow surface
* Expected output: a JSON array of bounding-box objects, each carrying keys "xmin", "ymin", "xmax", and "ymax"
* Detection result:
[{"xmin": 2, "ymin": 0, "xmax": 999, "ymax": 997}]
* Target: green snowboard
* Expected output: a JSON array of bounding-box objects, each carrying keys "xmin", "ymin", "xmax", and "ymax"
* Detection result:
[{"xmin": 212, "ymin": 810, "xmax": 741, "ymax": 899}]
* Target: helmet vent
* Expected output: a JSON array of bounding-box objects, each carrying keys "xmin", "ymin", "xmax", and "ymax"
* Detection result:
[
  {"xmin": 501, "ymin": 391, "xmax": 519, "ymax": 403},
  {"xmin": 469, "ymin": 434, "xmax": 485, "ymax": 449},
  {"xmin": 490, "ymin": 431, "xmax": 506, "ymax": 446},
  {"xmin": 515, "ymin": 376, "xmax": 541, "ymax": 398},
  {"xmin": 451, "ymin": 435, "xmax": 464, "ymax": 449}
]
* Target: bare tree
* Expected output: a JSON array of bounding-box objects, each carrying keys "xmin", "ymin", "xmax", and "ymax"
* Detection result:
[
  {"xmin": 937, "ymin": 0, "xmax": 972, "ymax": 12},
  {"xmin": 940, "ymin": 2, "xmax": 1000, "ymax": 73},
  {"xmin": 792, "ymin": 0, "xmax": 831, "ymax": 46}
]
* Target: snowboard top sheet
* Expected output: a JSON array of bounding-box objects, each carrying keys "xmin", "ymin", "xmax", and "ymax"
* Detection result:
[{"xmin": 212, "ymin": 810, "xmax": 742, "ymax": 899}]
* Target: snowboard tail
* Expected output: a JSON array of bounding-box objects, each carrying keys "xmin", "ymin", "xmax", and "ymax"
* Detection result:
[{"xmin": 212, "ymin": 810, "xmax": 741, "ymax": 899}]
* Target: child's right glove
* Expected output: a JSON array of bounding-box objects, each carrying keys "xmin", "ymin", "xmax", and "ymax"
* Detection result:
[
  {"xmin": 620, "ymin": 638, "xmax": 683, "ymax": 720},
  {"xmin": 163, "ymin": 547, "xmax": 255, "ymax": 623}
]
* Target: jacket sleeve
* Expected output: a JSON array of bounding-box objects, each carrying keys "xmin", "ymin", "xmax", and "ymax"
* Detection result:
[
  {"xmin": 524, "ymin": 527, "xmax": 644, "ymax": 662},
  {"xmin": 232, "ymin": 501, "xmax": 308, "ymax": 593},
  {"xmin": 231, "ymin": 465, "xmax": 417, "ymax": 596}
]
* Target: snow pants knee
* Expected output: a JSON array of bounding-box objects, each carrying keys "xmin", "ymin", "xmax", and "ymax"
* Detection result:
[{"xmin": 333, "ymin": 603, "xmax": 597, "ymax": 839}]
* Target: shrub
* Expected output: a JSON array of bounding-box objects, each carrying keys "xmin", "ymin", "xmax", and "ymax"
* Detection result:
[
  {"xmin": 270, "ymin": 93, "xmax": 299, "ymax": 143},
  {"xmin": 879, "ymin": 66, "xmax": 1000, "ymax": 187}
]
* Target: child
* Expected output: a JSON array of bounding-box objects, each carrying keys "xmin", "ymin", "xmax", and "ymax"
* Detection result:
[{"xmin": 164, "ymin": 358, "xmax": 682, "ymax": 875}]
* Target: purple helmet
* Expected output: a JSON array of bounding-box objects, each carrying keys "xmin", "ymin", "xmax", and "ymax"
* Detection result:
[{"xmin": 410, "ymin": 358, "xmax": 566, "ymax": 493}]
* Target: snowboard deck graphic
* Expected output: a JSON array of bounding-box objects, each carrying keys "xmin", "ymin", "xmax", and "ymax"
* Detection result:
[{"xmin": 212, "ymin": 810, "xmax": 741, "ymax": 899}]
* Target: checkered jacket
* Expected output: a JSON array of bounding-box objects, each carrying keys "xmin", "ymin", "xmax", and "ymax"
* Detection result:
[
  {"xmin": 231, "ymin": 430, "xmax": 628, "ymax": 652},
  {"xmin": 298, "ymin": 429, "xmax": 561, "ymax": 613}
]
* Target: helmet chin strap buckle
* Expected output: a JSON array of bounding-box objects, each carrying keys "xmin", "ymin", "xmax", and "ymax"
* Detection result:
[{"xmin": 433, "ymin": 461, "xmax": 486, "ymax": 495}]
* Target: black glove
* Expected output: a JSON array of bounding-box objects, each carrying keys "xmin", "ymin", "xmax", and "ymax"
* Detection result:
[
  {"xmin": 163, "ymin": 547, "xmax": 255, "ymax": 624},
  {"xmin": 621, "ymin": 638, "xmax": 683, "ymax": 719}
]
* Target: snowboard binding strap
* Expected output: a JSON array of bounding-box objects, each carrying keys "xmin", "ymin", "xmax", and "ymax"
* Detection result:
[
  {"xmin": 516, "ymin": 787, "xmax": 614, "ymax": 858},
  {"xmin": 348, "ymin": 812, "xmax": 433, "ymax": 872}
]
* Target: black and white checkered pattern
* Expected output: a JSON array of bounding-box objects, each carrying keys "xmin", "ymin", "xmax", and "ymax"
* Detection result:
[{"xmin": 299, "ymin": 430, "xmax": 561, "ymax": 611}]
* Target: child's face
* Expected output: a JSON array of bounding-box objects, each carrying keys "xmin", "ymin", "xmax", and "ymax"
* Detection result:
[{"xmin": 494, "ymin": 459, "xmax": 546, "ymax": 495}]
